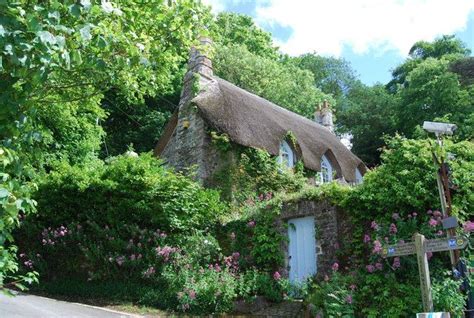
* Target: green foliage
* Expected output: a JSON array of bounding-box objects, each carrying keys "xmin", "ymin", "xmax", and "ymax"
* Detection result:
[
  {"xmin": 211, "ymin": 12, "xmax": 279, "ymax": 60},
  {"xmin": 100, "ymin": 91, "xmax": 175, "ymax": 157},
  {"xmin": 356, "ymin": 271, "xmax": 421, "ymax": 317},
  {"xmin": 396, "ymin": 57, "xmax": 474, "ymax": 140},
  {"xmin": 337, "ymin": 84, "xmax": 399, "ymax": 166},
  {"xmin": 432, "ymin": 274, "xmax": 466, "ymax": 317},
  {"xmin": 307, "ymin": 271, "xmax": 355, "ymax": 318},
  {"xmin": 289, "ymin": 52, "xmax": 359, "ymax": 103},
  {"xmin": 251, "ymin": 206, "xmax": 285, "ymax": 271},
  {"xmin": 214, "ymin": 44, "xmax": 333, "ymax": 119},
  {"xmin": 348, "ymin": 136, "xmax": 473, "ymax": 221},
  {"xmin": 0, "ymin": 147, "xmax": 38, "ymax": 290},
  {"xmin": 17, "ymin": 154, "xmax": 226, "ymax": 279},
  {"xmin": 1, "ymin": 0, "xmax": 211, "ymax": 286}
]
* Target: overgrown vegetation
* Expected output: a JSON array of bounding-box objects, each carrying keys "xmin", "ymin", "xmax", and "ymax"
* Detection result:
[{"xmin": 2, "ymin": 1, "xmax": 473, "ymax": 316}]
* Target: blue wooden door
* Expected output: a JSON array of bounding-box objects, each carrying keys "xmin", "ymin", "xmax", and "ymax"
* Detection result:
[{"xmin": 288, "ymin": 216, "xmax": 317, "ymax": 283}]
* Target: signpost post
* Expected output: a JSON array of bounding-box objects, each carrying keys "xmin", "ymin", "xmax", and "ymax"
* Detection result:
[{"xmin": 382, "ymin": 234, "xmax": 468, "ymax": 312}]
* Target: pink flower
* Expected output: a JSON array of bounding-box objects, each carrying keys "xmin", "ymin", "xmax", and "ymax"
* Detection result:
[
  {"xmin": 412, "ymin": 212, "xmax": 418, "ymax": 217},
  {"xmin": 436, "ymin": 230, "xmax": 444, "ymax": 236},
  {"xmin": 372, "ymin": 240, "xmax": 382, "ymax": 254},
  {"xmin": 389, "ymin": 223, "xmax": 397, "ymax": 234},
  {"xmin": 346, "ymin": 295, "xmax": 353, "ymax": 304},
  {"xmin": 214, "ymin": 264, "xmax": 221, "ymax": 272},
  {"xmin": 370, "ymin": 221, "xmax": 378, "ymax": 230},
  {"xmin": 143, "ymin": 266, "xmax": 155, "ymax": 277},
  {"xmin": 433, "ymin": 210, "xmax": 442, "ymax": 217},
  {"xmin": 375, "ymin": 262, "xmax": 383, "ymax": 270},
  {"xmin": 247, "ymin": 220, "xmax": 256, "ymax": 228},
  {"xmin": 363, "ymin": 234, "xmax": 371, "ymax": 243},
  {"xmin": 392, "ymin": 213, "xmax": 400, "ymax": 220},
  {"xmin": 393, "ymin": 257, "xmax": 400, "ymax": 269},
  {"xmin": 188, "ymin": 290, "xmax": 196, "ymax": 300},
  {"xmin": 332, "ymin": 262, "xmax": 339, "ymax": 271},
  {"xmin": 350, "ymin": 284, "xmax": 357, "ymax": 290},
  {"xmin": 428, "ymin": 218, "xmax": 438, "ymax": 227},
  {"xmin": 427, "ymin": 252, "xmax": 433, "ymax": 260},
  {"xmin": 366, "ymin": 264, "xmax": 375, "ymax": 273},
  {"xmin": 427, "ymin": 209, "xmax": 433, "ymax": 215},
  {"xmin": 116, "ymin": 256, "xmax": 125, "ymax": 266},
  {"xmin": 463, "ymin": 221, "xmax": 474, "ymax": 232},
  {"xmin": 156, "ymin": 246, "xmax": 177, "ymax": 262},
  {"xmin": 399, "ymin": 239, "xmax": 405, "ymax": 244},
  {"xmin": 232, "ymin": 252, "xmax": 240, "ymax": 260},
  {"xmin": 273, "ymin": 271, "xmax": 281, "ymax": 281}
]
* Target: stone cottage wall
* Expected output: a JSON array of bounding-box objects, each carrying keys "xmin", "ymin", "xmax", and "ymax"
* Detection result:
[{"xmin": 280, "ymin": 199, "xmax": 348, "ymax": 276}]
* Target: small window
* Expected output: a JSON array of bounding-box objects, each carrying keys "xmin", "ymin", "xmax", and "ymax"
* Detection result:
[
  {"xmin": 320, "ymin": 155, "xmax": 333, "ymax": 183},
  {"xmin": 355, "ymin": 167, "xmax": 363, "ymax": 184},
  {"xmin": 278, "ymin": 141, "xmax": 294, "ymax": 168}
]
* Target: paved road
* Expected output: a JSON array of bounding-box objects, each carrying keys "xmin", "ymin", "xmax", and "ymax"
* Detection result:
[{"xmin": 0, "ymin": 292, "xmax": 139, "ymax": 318}]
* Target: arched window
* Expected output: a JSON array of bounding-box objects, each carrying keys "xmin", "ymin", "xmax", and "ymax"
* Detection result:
[
  {"xmin": 278, "ymin": 141, "xmax": 294, "ymax": 168},
  {"xmin": 320, "ymin": 155, "xmax": 333, "ymax": 183},
  {"xmin": 355, "ymin": 167, "xmax": 363, "ymax": 184}
]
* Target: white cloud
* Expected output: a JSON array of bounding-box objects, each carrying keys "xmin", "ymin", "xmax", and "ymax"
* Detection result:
[
  {"xmin": 201, "ymin": 0, "xmax": 226, "ymax": 13},
  {"xmin": 205, "ymin": 0, "xmax": 474, "ymax": 57}
]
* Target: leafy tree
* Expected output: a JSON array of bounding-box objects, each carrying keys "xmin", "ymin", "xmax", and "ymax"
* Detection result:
[
  {"xmin": 100, "ymin": 91, "xmax": 178, "ymax": 157},
  {"xmin": 396, "ymin": 57, "xmax": 474, "ymax": 139},
  {"xmin": 387, "ymin": 35, "xmax": 470, "ymax": 92},
  {"xmin": 211, "ymin": 12, "xmax": 279, "ymax": 60},
  {"xmin": 289, "ymin": 53, "xmax": 359, "ymax": 103},
  {"xmin": 337, "ymin": 84, "xmax": 399, "ymax": 166},
  {"xmin": 214, "ymin": 44, "xmax": 333, "ymax": 119},
  {"xmin": 0, "ymin": 0, "xmax": 210, "ymax": 289}
]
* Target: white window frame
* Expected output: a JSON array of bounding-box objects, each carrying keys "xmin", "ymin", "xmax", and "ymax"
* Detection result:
[
  {"xmin": 320, "ymin": 154, "xmax": 333, "ymax": 183},
  {"xmin": 355, "ymin": 167, "xmax": 363, "ymax": 184},
  {"xmin": 278, "ymin": 141, "xmax": 294, "ymax": 168}
]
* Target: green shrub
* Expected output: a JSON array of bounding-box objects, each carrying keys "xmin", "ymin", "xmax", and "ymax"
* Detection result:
[
  {"xmin": 306, "ymin": 269, "xmax": 355, "ymax": 318},
  {"xmin": 432, "ymin": 274, "xmax": 466, "ymax": 317},
  {"xmin": 16, "ymin": 154, "xmax": 226, "ymax": 281}
]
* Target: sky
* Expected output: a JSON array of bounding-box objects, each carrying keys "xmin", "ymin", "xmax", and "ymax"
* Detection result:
[{"xmin": 203, "ymin": 0, "xmax": 474, "ymax": 85}]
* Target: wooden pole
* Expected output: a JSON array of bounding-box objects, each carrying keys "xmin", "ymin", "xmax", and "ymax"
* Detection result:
[{"xmin": 415, "ymin": 233, "xmax": 434, "ymax": 312}]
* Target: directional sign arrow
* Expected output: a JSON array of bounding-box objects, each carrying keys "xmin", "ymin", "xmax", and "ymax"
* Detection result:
[
  {"xmin": 425, "ymin": 236, "xmax": 468, "ymax": 253},
  {"xmin": 382, "ymin": 242, "xmax": 416, "ymax": 257}
]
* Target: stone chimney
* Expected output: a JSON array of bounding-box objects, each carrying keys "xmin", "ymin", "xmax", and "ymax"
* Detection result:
[
  {"xmin": 314, "ymin": 100, "xmax": 334, "ymax": 133},
  {"xmin": 180, "ymin": 37, "xmax": 214, "ymax": 108}
]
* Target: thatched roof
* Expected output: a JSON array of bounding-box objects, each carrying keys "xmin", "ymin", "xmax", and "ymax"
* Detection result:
[{"xmin": 192, "ymin": 77, "xmax": 366, "ymax": 182}]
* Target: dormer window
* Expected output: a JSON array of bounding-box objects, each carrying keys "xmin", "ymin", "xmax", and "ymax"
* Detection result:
[
  {"xmin": 320, "ymin": 154, "xmax": 333, "ymax": 183},
  {"xmin": 278, "ymin": 141, "xmax": 295, "ymax": 168},
  {"xmin": 355, "ymin": 167, "xmax": 363, "ymax": 184}
]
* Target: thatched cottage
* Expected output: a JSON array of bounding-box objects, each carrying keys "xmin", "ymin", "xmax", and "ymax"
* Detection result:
[{"xmin": 155, "ymin": 38, "xmax": 366, "ymax": 281}]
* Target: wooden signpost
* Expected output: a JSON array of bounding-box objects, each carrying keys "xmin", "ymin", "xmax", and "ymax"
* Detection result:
[{"xmin": 382, "ymin": 234, "xmax": 468, "ymax": 312}]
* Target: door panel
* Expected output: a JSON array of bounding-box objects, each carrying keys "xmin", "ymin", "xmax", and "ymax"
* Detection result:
[{"xmin": 288, "ymin": 216, "xmax": 317, "ymax": 283}]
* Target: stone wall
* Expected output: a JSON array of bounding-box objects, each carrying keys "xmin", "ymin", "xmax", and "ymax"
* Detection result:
[{"xmin": 280, "ymin": 199, "xmax": 346, "ymax": 276}]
